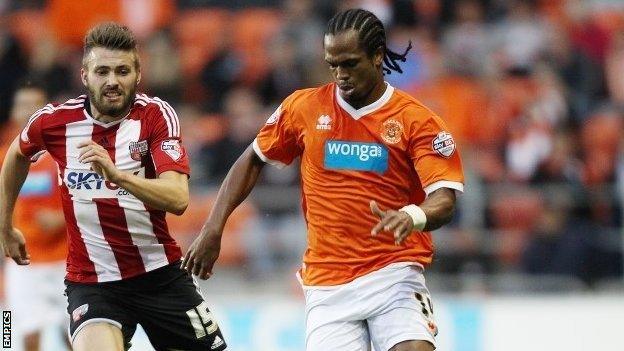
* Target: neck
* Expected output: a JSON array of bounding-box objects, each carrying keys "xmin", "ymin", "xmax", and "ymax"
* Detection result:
[
  {"xmin": 347, "ymin": 79, "xmax": 386, "ymax": 109},
  {"xmin": 89, "ymin": 101, "xmax": 130, "ymax": 124}
]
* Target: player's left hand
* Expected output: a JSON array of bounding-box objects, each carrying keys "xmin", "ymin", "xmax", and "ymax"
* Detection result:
[
  {"xmin": 370, "ymin": 200, "xmax": 414, "ymax": 245},
  {"xmin": 78, "ymin": 140, "xmax": 120, "ymax": 182}
]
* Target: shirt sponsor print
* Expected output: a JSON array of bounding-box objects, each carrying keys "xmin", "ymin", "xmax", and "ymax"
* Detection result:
[{"xmin": 324, "ymin": 140, "xmax": 388, "ymax": 173}]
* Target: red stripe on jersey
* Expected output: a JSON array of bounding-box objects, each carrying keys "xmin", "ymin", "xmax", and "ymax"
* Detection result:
[
  {"xmin": 95, "ymin": 198, "xmax": 146, "ymax": 279},
  {"xmin": 91, "ymin": 124, "xmax": 119, "ymax": 162},
  {"xmin": 62, "ymin": 187, "xmax": 98, "ymax": 283},
  {"xmin": 148, "ymin": 209, "xmax": 182, "ymax": 262}
]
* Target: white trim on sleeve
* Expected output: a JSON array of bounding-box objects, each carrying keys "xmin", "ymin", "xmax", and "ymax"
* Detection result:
[
  {"xmin": 423, "ymin": 180, "xmax": 464, "ymax": 197},
  {"xmin": 252, "ymin": 139, "xmax": 287, "ymax": 169}
]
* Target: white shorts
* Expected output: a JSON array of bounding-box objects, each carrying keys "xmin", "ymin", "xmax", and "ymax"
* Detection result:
[
  {"xmin": 302, "ymin": 263, "xmax": 437, "ymax": 351},
  {"xmin": 5, "ymin": 260, "xmax": 68, "ymax": 334}
]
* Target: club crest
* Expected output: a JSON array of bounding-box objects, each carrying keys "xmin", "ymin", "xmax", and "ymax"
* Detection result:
[
  {"xmin": 381, "ymin": 119, "xmax": 403, "ymax": 144},
  {"xmin": 72, "ymin": 304, "xmax": 89, "ymax": 322},
  {"xmin": 128, "ymin": 140, "xmax": 149, "ymax": 161}
]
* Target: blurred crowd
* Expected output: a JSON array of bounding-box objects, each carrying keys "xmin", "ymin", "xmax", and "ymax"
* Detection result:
[{"xmin": 0, "ymin": 0, "xmax": 622, "ymax": 291}]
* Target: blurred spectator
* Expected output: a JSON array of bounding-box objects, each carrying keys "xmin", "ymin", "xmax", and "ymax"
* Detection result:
[
  {"xmin": 197, "ymin": 87, "xmax": 264, "ymax": 183},
  {"xmin": 491, "ymin": 0, "xmax": 549, "ymax": 72},
  {"xmin": 0, "ymin": 18, "xmax": 27, "ymax": 125},
  {"xmin": 442, "ymin": 0, "xmax": 490, "ymax": 77},
  {"xmin": 199, "ymin": 30, "xmax": 244, "ymax": 112},
  {"xmin": 1, "ymin": 79, "xmax": 69, "ymax": 351},
  {"xmin": 258, "ymin": 35, "xmax": 307, "ymax": 106},
  {"xmin": 141, "ymin": 28, "xmax": 182, "ymax": 103}
]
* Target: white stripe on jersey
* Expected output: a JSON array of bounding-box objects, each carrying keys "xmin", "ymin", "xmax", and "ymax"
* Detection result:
[
  {"xmin": 114, "ymin": 119, "xmax": 168, "ymax": 265},
  {"xmin": 153, "ymin": 96, "xmax": 180, "ymax": 137},
  {"xmin": 123, "ymin": 207, "xmax": 169, "ymax": 270},
  {"xmin": 135, "ymin": 94, "xmax": 180, "ymax": 138},
  {"xmin": 73, "ymin": 201, "xmax": 122, "ymax": 282},
  {"xmin": 65, "ymin": 119, "xmax": 121, "ymax": 282}
]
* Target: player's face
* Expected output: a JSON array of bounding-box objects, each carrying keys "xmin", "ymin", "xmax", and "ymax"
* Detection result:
[
  {"xmin": 10, "ymin": 88, "xmax": 47, "ymax": 125},
  {"xmin": 324, "ymin": 30, "xmax": 384, "ymax": 108},
  {"xmin": 81, "ymin": 47, "xmax": 140, "ymax": 118}
]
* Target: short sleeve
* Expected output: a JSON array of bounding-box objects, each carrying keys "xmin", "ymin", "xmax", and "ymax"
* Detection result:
[
  {"xmin": 148, "ymin": 100, "xmax": 190, "ymax": 176},
  {"xmin": 253, "ymin": 98, "xmax": 302, "ymax": 168},
  {"xmin": 408, "ymin": 113, "xmax": 464, "ymax": 196},
  {"xmin": 19, "ymin": 105, "xmax": 52, "ymax": 161}
]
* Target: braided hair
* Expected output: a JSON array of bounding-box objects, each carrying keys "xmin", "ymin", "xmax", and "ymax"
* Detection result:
[{"xmin": 326, "ymin": 8, "xmax": 412, "ymax": 75}]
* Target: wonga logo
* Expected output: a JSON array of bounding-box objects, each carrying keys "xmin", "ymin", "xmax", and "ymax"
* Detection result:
[{"xmin": 324, "ymin": 141, "xmax": 388, "ymax": 173}]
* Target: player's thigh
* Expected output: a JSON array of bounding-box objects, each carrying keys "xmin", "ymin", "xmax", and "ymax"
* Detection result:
[
  {"xmin": 131, "ymin": 273, "xmax": 227, "ymax": 351},
  {"xmin": 73, "ymin": 322, "xmax": 124, "ymax": 351},
  {"xmin": 367, "ymin": 293, "xmax": 437, "ymax": 351},
  {"xmin": 390, "ymin": 340, "xmax": 435, "ymax": 351},
  {"xmin": 65, "ymin": 281, "xmax": 137, "ymax": 349},
  {"xmin": 306, "ymin": 319, "xmax": 371, "ymax": 351}
]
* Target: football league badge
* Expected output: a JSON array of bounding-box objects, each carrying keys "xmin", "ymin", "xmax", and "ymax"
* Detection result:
[
  {"xmin": 161, "ymin": 139, "xmax": 183, "ymax": 161},
  {"xmin": 432, "ymin": 131, "xmax": 456, "ymax": 158}
]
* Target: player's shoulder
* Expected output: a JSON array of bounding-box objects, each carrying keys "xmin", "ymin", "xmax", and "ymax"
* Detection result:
[
  {"xmin": 28, "ymin": 95, "xmax": 87, "ymax": 126},
  {"xmin": 390, "ymin": 87, "xmax": 438, "ymax": 120},
  {"xmin": 283, "ymin": 83, "xmax": 334, "ymax": 109},
  {"xmin": 133, "ymin": 93, "xmax": 180, "ymax": 136}
]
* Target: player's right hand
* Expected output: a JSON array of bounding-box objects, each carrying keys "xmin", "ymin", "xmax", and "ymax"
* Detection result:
[
  {"xmin": 0, "ymin": 227, "xmax": 30, "ymax": 265},
  {"xmin": 182, "ymin": 226, "xmax": 222, "ymax": 280}
]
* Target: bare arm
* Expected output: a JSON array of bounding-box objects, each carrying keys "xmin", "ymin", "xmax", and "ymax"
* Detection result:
[
  {"xmin": 0, "ymin": 137, "xmax": 32, "ymax": 264},
  {"xmin": 370, "ymin": 188, "xmax": 457, "ymax": 245},
  {"xmin": 113, "ymin": 171, "xmax": 189, "ymax": 215},
  {"xmin": 419, "ymin": 188, "xmax": 456, "ymax": 231},
  {"xmin": 182, "ymin": 145, "xmax": 265, "ymax": 279},
  {"xmin": 78, "ymin": 140, "xmax": 189, "ymax": 215}
]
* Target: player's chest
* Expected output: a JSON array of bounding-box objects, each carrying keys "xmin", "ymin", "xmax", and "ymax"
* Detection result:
[
  {"xmin": 300, "ymin": 110, "xmax": 408, "ymax": 173},
  {"xmin": 56, "ymin": 118, "xmax": 150, "ymax": 171}
]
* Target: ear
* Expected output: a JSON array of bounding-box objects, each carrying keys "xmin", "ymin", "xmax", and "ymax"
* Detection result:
[
  {"xmin": 80, "ymin": 67, "xmax": 88, "ymax": 87},
  {"xmin": 373, "ymin": 48, "xmax": 384, "ymax": 68},
  {"xmin": 136, "ymin": 70, "xmax": 141, "ymax": 85}
]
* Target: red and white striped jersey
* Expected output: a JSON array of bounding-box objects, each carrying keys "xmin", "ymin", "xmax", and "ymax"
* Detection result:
[{"xmin": 19, "ymin": 94, "xmax": 189, "ymax": 283}]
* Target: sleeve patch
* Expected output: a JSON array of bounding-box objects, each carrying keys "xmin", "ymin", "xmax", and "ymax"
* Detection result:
[
  {"xmin": 161, "ymin": 139, "xmax": 183, "ymax": 161},
  {"xmin": 432, "ymin": 131, "xmax": 456, "ymax": 158}
]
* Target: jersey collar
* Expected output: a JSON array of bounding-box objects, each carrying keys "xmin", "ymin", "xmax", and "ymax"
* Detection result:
[
  {"xmin": 335, "ymin": 82, "xmax": 394, "ymax": 120},
  {"xmin": 82, "ymin": 96, "xmax": 132, "ymax": 128}
]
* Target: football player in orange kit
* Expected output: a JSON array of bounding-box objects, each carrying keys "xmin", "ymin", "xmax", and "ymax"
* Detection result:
[{"xmin": 184, "ymin": 8, "xmax": 464, "ymax": 351}]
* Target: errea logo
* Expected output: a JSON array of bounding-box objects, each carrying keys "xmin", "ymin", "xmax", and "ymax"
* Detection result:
[{"xmin": 316, "ymin": 115, "xmax": 332, "ymax": 130}]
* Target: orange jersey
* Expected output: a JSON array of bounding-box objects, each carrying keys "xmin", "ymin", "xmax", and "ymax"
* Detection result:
[
  {"xmin": 254, "ymin": 83, "xmax": 464, "ymax": 286},
  {"xmin": 7, "ymin": 153, "xmax": 67, "ymax": 263}
]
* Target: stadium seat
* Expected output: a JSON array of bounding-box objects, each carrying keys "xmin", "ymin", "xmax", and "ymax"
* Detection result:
[
  {"xmin": 231, "ymin": 8, "xmax": 283, "ymax": 85},
  {"xmin": 173, "ymin": 9, "xmax": 230, "ymax": 79},
  {"xmin": 9, "ymin": 10, "xmax": 48, "ymax": 55}
]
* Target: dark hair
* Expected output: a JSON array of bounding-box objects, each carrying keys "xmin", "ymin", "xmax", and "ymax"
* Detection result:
[
  {"xmin": 14, "ymin": 76, "xmax": 47, "ymax": 96},
  {"xmin": 326, "ymin": 8, "xmax": 412, "ymax": 75},
  {"xmin": 83, "ymin": 22, "xmax": 139, "ymax": 68}
]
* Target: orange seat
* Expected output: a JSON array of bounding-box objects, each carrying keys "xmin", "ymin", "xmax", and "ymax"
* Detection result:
[
  {"xmin": 231, "ymin": 8, "xmax": 283, "ymax": 84},
  {"xmin": 9, "ymin": 10, "xmax": 48, "ymax": 55},
  {"xmin": 173, "ymin": 9, "xmax": 230, "ymax": 79}
]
